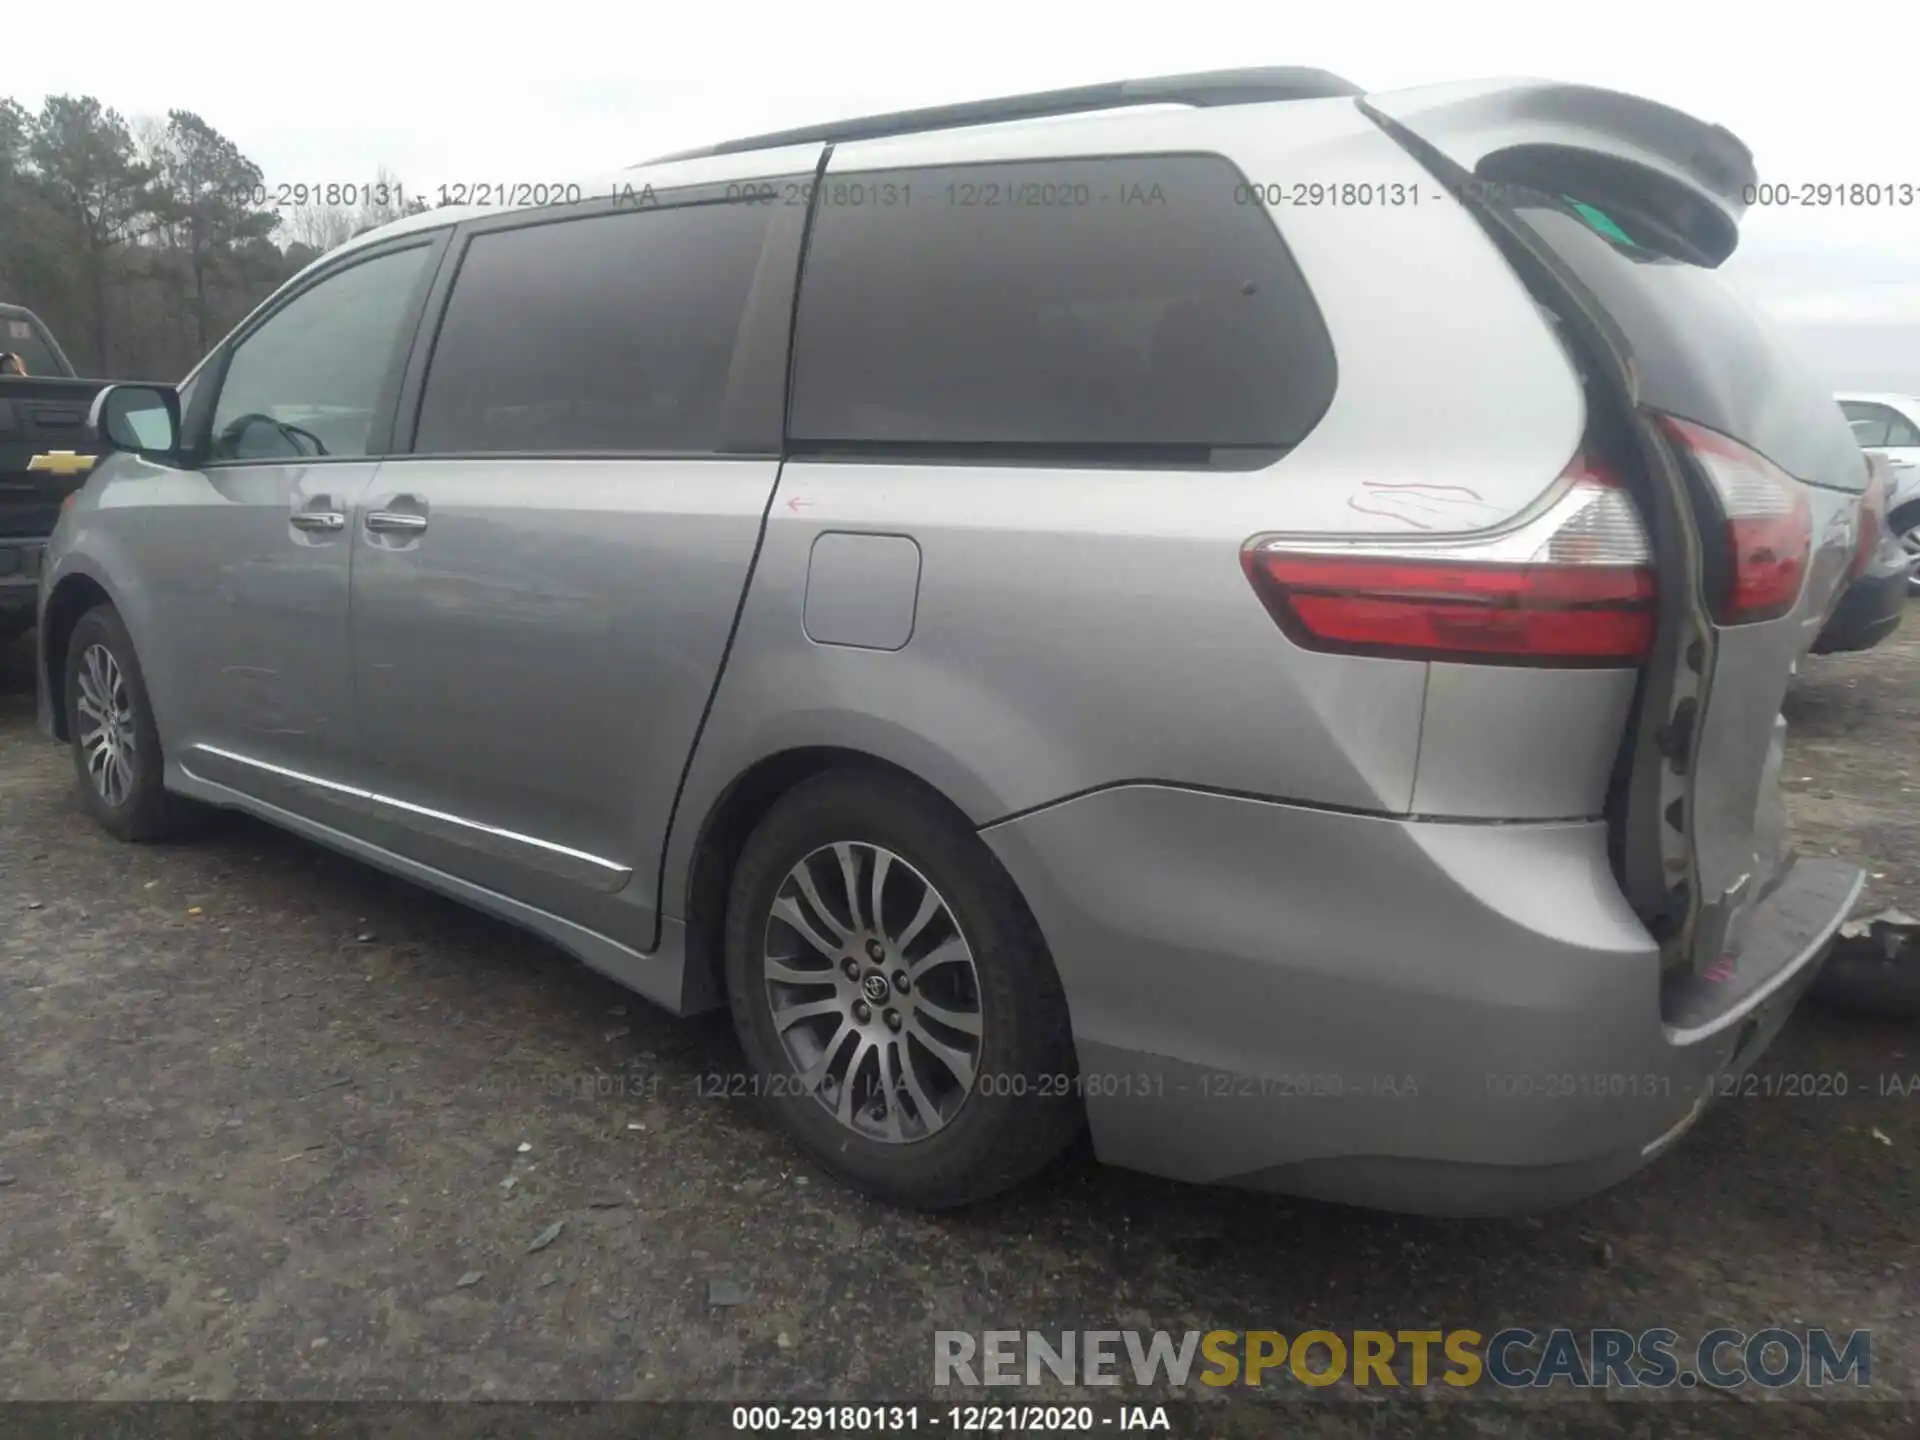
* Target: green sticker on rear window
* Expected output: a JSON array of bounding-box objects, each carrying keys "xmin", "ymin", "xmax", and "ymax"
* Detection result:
[{"xmin": 1564, "ymin": 197, "xmax": 1639, "ymax": 247}]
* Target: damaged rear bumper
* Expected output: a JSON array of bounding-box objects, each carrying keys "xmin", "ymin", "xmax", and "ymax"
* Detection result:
[{"xmin": 984, "ymin": 784, "xmax": 1862, "ymax": 1216}]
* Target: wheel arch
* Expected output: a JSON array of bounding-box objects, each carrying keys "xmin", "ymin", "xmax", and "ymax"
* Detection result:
[
  {"xmin": 40, "ymin": 570, "xmax": 120, "ymax": 742},
  {"xmin": 676, "ymin": 745, "xmax": 1037, "ymax": 1019}
]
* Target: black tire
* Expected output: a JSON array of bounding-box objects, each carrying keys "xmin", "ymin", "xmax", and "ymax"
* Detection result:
[
  {"xmin": 724, "ymin": 768, "xmax": 1082, "ymax": 1208},
  {"xmin": 1888, "ymin": 502, "xmax": 1920, "ymax": 597},
  {"xmin": 1811, "ymin": 937, "xmax": 1920, "ymax": 1018},
  {"xmin": 63, "ymin": 604, "xmax": 193, "ymax": 842}
]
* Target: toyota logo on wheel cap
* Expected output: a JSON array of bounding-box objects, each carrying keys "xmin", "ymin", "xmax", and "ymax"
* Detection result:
[{"xmin": 862, "ymin": 972, "xmax": 891, "ymax": 1004}]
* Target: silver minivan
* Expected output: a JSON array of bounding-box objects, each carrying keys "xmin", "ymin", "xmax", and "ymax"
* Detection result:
[{"xmin": 38, "ymin": 69, "xmax": 1870, "ymax": 1213}]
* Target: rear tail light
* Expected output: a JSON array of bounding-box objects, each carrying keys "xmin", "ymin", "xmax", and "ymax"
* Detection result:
[
  {"xmin": 1242, "ymin": 455, "xmax": 1655, "ymax": 666},
  {"xmin": 1657, "ymin": 415, "xmax": 1810, "ymax": 624}
]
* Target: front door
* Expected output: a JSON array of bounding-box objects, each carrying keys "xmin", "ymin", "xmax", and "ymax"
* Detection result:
[{"xmin": 164, "ymin": 238, "xmax": 442, "ymax": 815}]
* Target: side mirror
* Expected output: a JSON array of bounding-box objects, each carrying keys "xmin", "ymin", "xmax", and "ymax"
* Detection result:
[{"xmin": 90, "ymin": 384, "xmax": 181, "ymax": 457}]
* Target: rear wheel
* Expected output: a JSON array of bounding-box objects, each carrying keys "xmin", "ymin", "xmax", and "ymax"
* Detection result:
[
  {"xmin": 64, "ymin": 605, "xmax": 193, "ymax": 842},
  {"xmin": 724, "ymin": 769, "xmax": 1081, "ymax": 1208}
]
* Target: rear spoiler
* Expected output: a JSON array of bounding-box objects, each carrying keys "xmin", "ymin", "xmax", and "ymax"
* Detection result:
[{"xmin": 1362, "ymin": 79, "xmax": 1757, "ymax": 265}]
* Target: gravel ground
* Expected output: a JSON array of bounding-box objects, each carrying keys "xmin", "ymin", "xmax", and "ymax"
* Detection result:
[{"xmin": 3, "ymin": 625, "xmax": 1919, "ymax": 1436}]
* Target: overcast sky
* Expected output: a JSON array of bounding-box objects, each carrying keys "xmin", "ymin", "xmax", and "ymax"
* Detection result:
[{"xmin": 18, "ymin": 0, "xmax": 1920, "ymax": 387}]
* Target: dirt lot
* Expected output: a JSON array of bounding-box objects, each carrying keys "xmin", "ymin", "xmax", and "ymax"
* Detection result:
[{"xmin": 3, "ymin": 624, "xmax": 1918, "ymax": 1435}]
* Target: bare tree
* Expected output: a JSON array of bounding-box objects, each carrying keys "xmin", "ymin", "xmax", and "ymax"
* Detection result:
[
  {"xmin": 3, "ymin": 87, "xmax": 417, "ymax": 376},
  {"xmin": 286, "ymin": 202, "xmax": 358, "ymax": 254},
  {"xmin": 360, "ymin": 166, "xmax": 426, "ymax": 235}
]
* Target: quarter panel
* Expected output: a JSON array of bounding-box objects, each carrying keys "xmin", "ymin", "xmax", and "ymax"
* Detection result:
[
  {"xmin": 1412, "ymin": 665, "xmax": 1636, "ymax": 818},
  {"xmin": 661, "ymin": 466, "xmax": 1431, "ymax": 922},
  {"xmin": 666, "ymin": 103, "xmax": 1604, "ymax": 919}
]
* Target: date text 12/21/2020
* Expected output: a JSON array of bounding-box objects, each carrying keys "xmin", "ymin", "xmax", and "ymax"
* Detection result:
[{"xmin": 239, "ymin": 180, "xmax": 661, "ymax": 211}]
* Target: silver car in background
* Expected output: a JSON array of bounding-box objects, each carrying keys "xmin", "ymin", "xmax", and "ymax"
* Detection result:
[
  {"xmin": 1837, "ymin": 392, "xmax": 1920, "ymax": 590},
  {"xmin": 38, "ymin": 69, "xmax": 1869, "ymax": 1214}
]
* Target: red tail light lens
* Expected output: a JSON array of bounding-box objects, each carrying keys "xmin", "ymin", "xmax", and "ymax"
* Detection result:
[
  {"xmin": 1243, "ymin": 458, "xmax": 1655, "ymax": 666},
  {"xmin": 1657, "ymin": 415, "xmax": 1810, "ymax": 624}
]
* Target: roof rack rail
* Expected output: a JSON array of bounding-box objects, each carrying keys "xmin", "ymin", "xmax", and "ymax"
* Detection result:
[{"xmin": 639, "ymin": 67, "xmax": 1364, "ymax": 165}]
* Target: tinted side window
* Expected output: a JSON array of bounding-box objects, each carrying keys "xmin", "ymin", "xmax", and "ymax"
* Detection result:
[
  {"xmin": 789, "ymin": 157, "xmax": 1336, "ymax": 459},
  {"xmin": 414, "ymin": 201, "xmax": 775, "ymax": 455},
  {"xmin": 210, "ymin": 245, "xmax": 432, "ymax": 462}
]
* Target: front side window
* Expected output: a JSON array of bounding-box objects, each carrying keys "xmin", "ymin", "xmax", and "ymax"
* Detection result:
[
  {"xmin": 788, "ymin": 155, "xmax": 1337, "ymax": 460},
  {"xmin": 412, "ymin": 200, "xmax": 775, "ymax": 455},
  {"xmin": 209, "ymin": 244, "xmax": 432, "ymax": 462}
]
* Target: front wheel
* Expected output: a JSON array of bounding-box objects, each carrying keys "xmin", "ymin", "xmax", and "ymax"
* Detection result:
[
  {"xmin": 724, "ymin": 769, "xmax": 1082, "ymax": 1208},
  {"xmin": 64, "ymin": 605, "xmax": 194, "ymax": 842}
]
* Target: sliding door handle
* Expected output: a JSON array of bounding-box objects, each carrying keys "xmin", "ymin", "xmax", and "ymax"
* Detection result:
[{"xmin": 365, "ymin": 510, "xmax": 429, "ymax": 534}]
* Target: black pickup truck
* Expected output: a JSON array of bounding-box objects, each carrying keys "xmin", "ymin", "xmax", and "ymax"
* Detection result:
[{"xmin": 0, "ymin": 303, "xmax": 113, "ymax": 644}]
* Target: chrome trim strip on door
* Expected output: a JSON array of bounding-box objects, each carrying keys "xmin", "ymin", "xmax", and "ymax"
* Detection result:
[
  {"xmin": 193, "ymin": 744, "xmax": 367, "ymax": 797},
  {"xmin": 373, "ymin": 791, "xmax": 627, "ymax": 873},
  {"xmin": 186, "ymin": 743, "xmax": 632, "ymax": 887}
]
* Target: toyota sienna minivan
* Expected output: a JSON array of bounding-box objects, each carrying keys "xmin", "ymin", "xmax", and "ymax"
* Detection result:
[{"xmin": 38, "ymin": 68, "xmax": 1869, "ymax": 1214}]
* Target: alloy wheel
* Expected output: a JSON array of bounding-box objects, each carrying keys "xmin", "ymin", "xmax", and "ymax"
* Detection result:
[
  {"xmin": 75, "ymin": 642, "xmax": 136, "ymax": 807},
  {"xmin": 761, "ymin": 841, "xmax": 984, "ymax": 1143},
  {"xmin": 1900, "ymin": 521, "xmax": 1920, "ymax": 594}
]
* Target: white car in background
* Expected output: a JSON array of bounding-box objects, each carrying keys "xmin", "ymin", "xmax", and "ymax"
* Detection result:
[{"xmin": 1837, "ymin": 393, "xmax": 1920, "ymax": 590}]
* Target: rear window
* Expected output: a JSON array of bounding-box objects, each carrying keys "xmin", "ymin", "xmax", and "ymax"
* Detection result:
[
  {"xmin": 788, "ymin": 155, "xmax": 1336, "ymax": 464},
  {"xmin": 1514, "ymin": 197, "xmax": 1865, "ymax": 491},
  {"xmin": 1840, "ymin": 401, "xmax": 1920, "ymax": 450},
  {"xmin": 1, "ymin": 314, "xmax": 67, "ymax": 377}
]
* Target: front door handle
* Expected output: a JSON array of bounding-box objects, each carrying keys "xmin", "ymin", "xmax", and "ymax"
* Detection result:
[
  {"xmin": 289, "ymin": 509, "xmax": 345, "ymax": 533},
  {"xmin": 365, "ymin": 510, "xmax": 429, "ymax": 534}
]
